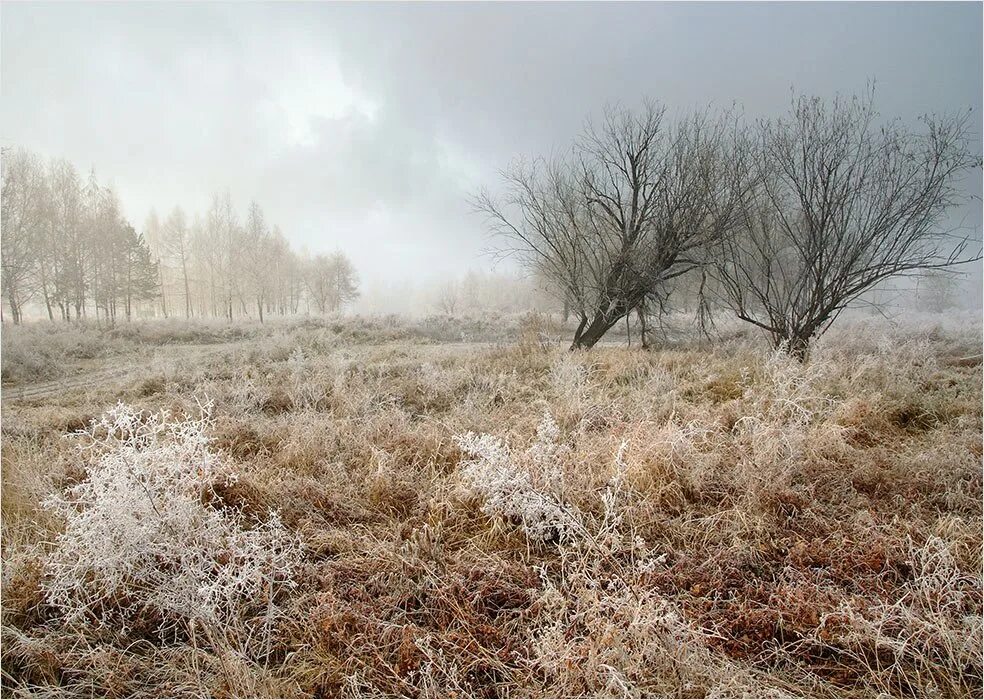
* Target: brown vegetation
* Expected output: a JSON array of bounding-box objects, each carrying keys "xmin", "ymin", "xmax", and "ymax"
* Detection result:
[{"xmin": 1, "ymin": 313, "xmax": 981, "ymax": 697}]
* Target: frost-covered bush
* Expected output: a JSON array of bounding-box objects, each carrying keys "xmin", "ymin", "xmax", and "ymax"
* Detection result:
[
  {"xmin": 548, "ymin": 354, "xmax": 591, "ymax": 407},
  {"xmin": 526, "ymin": 439, "xmax": 776, "ymax": 696},
  {"xmin": 455, "ymin": 411, "xmax": 577, "ymax": 542},
  {"xmin": 749, "ymin": 349, "xmax": 832, "ymax": 426},
  {"xmin": 286, "ymin": 346, "xmax": 329, "ymax": 409},
  {"xmin": 42, "ymin": 403, "xmax": 301, "ymax": 636},
  {"xmin": 725, "ymin": 351, "xmax": 831, "ymax": 481}
]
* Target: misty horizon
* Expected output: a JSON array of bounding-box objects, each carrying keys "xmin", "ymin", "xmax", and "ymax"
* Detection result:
[{"xmin": 2, "ymin": 1, "xmax": 981, "ymax": 305}]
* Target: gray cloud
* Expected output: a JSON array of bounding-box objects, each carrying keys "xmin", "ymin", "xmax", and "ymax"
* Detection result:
[{"xmin": 3, "ymin": 1, "xmax": 981, "ymax": 293}]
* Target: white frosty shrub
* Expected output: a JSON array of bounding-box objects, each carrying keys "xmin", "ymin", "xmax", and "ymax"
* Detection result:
[
  {"xmin": 287, "ymin": 347, "xmax": 312, "ymax": 404},
  {"xmin": 41, "ymin": 402, "xmax": 301, "ymax": 636},
  {"xmin": 730, "ymin": 349, "xmax": 834, "ymax": 475},
  {"xmin": 526, "ymin": 409, "xmax": 567, "ymax": 486},
  {"xmin": 455, "ymin": 411, "xmax": 577, "ymax": 543},
  {"xmin": 548, "ymin": 355, "xmax": 591, "ymax": 408},
  {"xmin": 752, "ymin": 348, "xmax": 832, "ymax": 426}
]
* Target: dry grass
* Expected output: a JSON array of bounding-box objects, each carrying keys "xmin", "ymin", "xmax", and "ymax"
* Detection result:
[{"xmin": 1, "ymin": 313, "xmax": 981, "ymax": 698}]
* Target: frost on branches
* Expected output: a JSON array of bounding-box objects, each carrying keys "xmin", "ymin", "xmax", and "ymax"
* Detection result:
[
  {"xmin": 454, "ymin": 411, "xmax": 578, "ymax": 543},
  {"xmin": 42, "ymin": 402, "xmax": 301, "ymax": 636}
]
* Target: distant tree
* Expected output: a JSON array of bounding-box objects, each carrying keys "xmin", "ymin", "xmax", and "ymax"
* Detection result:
[
  {"xmin": 304, "ymin": 252, "xmax": 359, "ymax": 314},
  {"xmin": 215, "ymin": 192, "xmax": 241, "ymax": 320},
  {"xmin": 713, "ymin": 90, "xmax": 981, "ymax": 359},
  {"xmin": 326, "ymin": 252, "xmax": 359, "ymax": 312},
  {"xmin": 85, "ymin": 178, "xmax": 127, "ymax": 324},
  {"xmin": 240, "ymin": 201, "xmax": 272, "ymax": 322},
  {"xmin": 1, "ymin": 147, "xmax": 354, "ymax": 323},
  {"xmin": 47, "ymin": 159, "xmax": 85, "ymax": 321},
  {"xmin": 1, "ymin": 148, "xmax": 47, "ymax": 323},
  {"xmin": 142, "ymin": 209, "xmax": 169, "ymax": 318},
  {"xmin": 164, "ymin": 207, "xmax": 193, "ymax": 318},
  {"xmin": 437, "ymin": 280, "xmax": 460, "ymax": 315},
  {"xmin": 266, "ymin": 226, "xmax": 293, "ymax": 316},
  {"xmin": 120, "ymin": 225, "xmax": 159, "ymax": 321},
  {"xmin": 196, "ymin": 202, "xmax": 225, "ymax": 317},
  {"xmin": 303, "ymin": 254, "xmax": 331, "ymax": 314},
  {"xmin": 917, "ymin": 270, "xmax": 961, "ymax": 313}
]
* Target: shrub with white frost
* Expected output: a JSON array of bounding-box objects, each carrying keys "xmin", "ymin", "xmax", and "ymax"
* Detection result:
[
  {"xmin": 455, "ymin": 411, "xmax": 577, "ymax": 543},
  {"xmin": 42, "ymin": 402, "xmax": 301, "ymax": 636}
]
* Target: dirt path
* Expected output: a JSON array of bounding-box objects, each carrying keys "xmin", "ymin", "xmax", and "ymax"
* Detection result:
[
  {"xmin": 2, "ymin": 367, "xmax": 133, "ymax": 402},
  {"xmin": 1, "ymin": 341, "xmax": 248, "ymax": 403}
]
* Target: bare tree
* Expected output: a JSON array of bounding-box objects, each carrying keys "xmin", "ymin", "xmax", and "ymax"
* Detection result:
[
  {"xmin": 303, "ymin": 252, "xmax": 359, "ymax": 314},
  {"xmin": 713, "ymin": 90, "xmax": 981, "ymax": 359},
  {"xmin": 163, "ymin": 207, "xmax": 193, "ymax": 318},
  {"xmin": 437, "ymin": 280, "xmax": 460, "ymax": 315},
  {"xmin": 241, "ymin": 201, "xmax": 272, "ymax": 322},
  {"xmin": 2, "ymin": 147, "xmax": 357, "ymax": 323},
  {"xmin": 51, "ymin": 161, "xmax": 88, "ymax": 321},
  {"xmin": 1, "ymin": 148, "xmax": 47, "ymax": 323},
  {"xmin": 917, "ymin": 270, "xmax": 961, "ymax": 313},
  {"xmin": 326, "ymin": 251, "xmax": 359, "ymax": 312},
  {"xmin": 475, "ymin": 102, "xmax": 745, "ymax": 349},
  {"xmin": 2, "ymin": 149, "xmax": 160, "ymax": 324},
  {"xmin": 218, "ymin": 192, "xmax": 241, "ymax": 320}
]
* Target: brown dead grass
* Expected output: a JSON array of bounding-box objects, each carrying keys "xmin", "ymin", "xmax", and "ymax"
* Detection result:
[{"xmin": 1, "ymin": 316, "xmax": 981, "ymax": 697}]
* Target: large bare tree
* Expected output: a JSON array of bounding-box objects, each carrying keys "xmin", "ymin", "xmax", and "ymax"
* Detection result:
[
  {"xmin": 713, "ymin": 91, "xmax": 981, "ymax": 359},
  {"xmin": 475, "ymin": 102, "xmax": 746, "ymax": 349}
]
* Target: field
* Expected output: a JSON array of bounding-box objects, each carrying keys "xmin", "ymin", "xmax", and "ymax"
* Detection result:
[{"xmin": 1, "ymin": 312, "xmax": 982, "ymax": 698}]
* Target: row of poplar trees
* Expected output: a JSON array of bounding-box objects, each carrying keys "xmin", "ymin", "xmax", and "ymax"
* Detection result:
[{"xmin": 1, "ymin": 148, "xmax": 360, "ymax": 324}]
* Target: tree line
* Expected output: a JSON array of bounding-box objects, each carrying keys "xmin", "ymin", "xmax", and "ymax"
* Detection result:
[
  {"xmin": 1, "ymin": 148, "xmax": 359, "ymax": 324},
  {"xmin": 475, "ymin": 89, "xmax": 981, "ymax": 358}
]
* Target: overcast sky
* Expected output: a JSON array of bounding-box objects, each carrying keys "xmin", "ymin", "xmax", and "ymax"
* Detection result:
[{"xmin": 2, "ymin": 1, "xmax": 981, "ymax": 291}]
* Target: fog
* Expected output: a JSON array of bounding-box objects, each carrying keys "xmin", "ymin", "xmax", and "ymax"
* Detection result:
[
  {"xmin": 4, "ymin": 6, "xmax": 984, "ymax": 694},
  {"xmin": 2, "ymin": 1, "xmax": 982, "ymax": 309}
]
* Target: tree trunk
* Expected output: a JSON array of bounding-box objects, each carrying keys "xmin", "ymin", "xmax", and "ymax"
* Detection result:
[
  {"xmin": 3, "ymin": 276, "xmax": 21, "ymax": 324},
  {"xmin": 6, "ymin": 296, "xmax": 20, "ymax": 324},
  {"xmin": 570, "ymin": 310, "xmax": 622, "ymax": 350},
  {"xmin": 637, "ymin": 304, "xmax": 650, "ymax": 349},
  {"xmin": 775, "ymin": 331, "xmax": 812, "ymax": 363},
  {"xmin": 39, "ymin": 261, "xmax": 55, "ymax": 321},
  {"xmin": 182, "ymin": 259, "xmax": 191, "ymax": 318},
  {"xmin": 159, "ymin": 266, "xmax": 168, "ymax": 319},
  {"xmin": 569, "ymin": 314, "xmax": 589, "ymax": 350}
]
